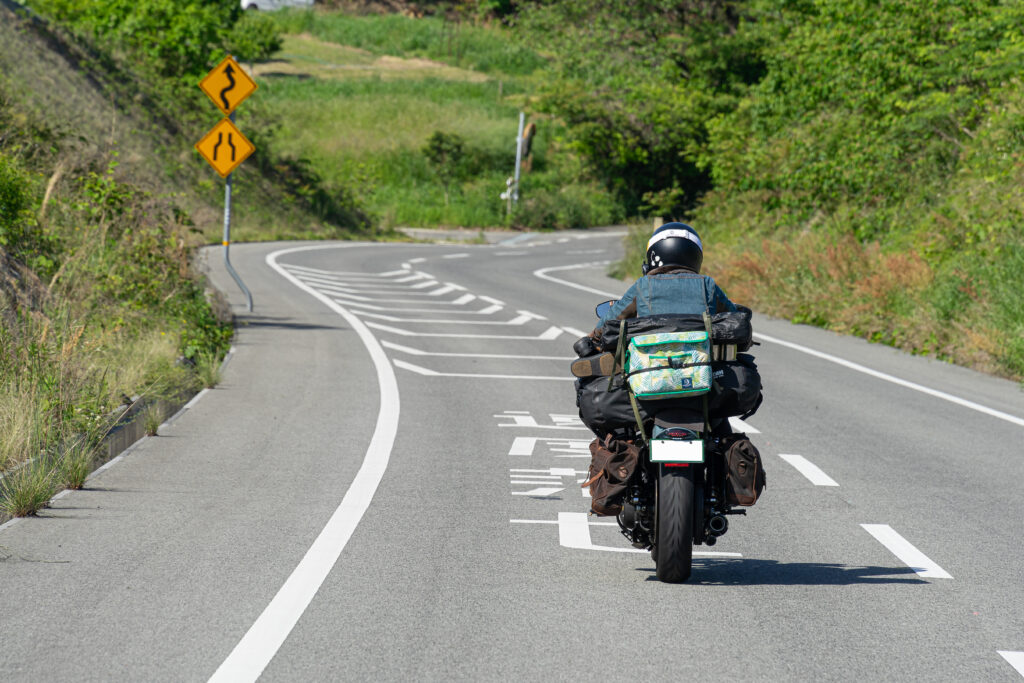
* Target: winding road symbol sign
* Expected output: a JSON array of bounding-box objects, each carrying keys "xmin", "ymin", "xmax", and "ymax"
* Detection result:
[
  {"xmin": 195, "ymin": 118, "xmax": 255, "ymax": 177},
  {"xmin": 199, "ymin": 55, "xmax": 257, "ymax": 116}
]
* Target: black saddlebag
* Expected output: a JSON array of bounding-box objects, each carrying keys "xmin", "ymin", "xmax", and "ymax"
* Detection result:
[
  {"xmin": 708, "ymin": 353, "xmax": 763, "ymax": 419},
  {"xmin": 576, "ymin": 372, "xmax": 649, "ymax": 437}
]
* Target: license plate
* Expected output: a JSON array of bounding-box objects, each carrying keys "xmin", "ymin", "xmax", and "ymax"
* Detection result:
[{"xmin": 650, "ymin": 439, "xmax": 704, "ymax": 463}]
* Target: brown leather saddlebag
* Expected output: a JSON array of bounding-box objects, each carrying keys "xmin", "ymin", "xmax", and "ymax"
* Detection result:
[
  {"xmin": 723, "ymin": 435, "xmax": 766, "ymax": 506},
  {"xmin": 581, "ymin": 435, "xmax": 640, "ymax": 516}
]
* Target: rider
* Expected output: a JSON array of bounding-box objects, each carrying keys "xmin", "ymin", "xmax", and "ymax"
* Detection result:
[{"xmin": 598, "ymin": 222, "xmax": 736, "ymax": 330}]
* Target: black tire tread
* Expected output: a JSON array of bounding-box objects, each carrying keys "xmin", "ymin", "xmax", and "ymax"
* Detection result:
[{"xmin": 656, "ymin": 465, "xmax": 695, "ymax": 583}]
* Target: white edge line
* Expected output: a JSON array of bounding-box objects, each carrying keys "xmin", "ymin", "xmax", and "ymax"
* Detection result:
[
  {"xmin": 755, "ymin": 332, "xmax": 1024, "ymax": 429},
  {"xmin": 209, "ymin": 245, "xmax": 400, "ymax": 683},
  {"xmin": 777, "ymin": 454, "xmax": 839, "ymax": 487},
  {"xmin": 997, "ymin": 651, "xmax": 1024, "ymax": 677},
  {"xmin": 535, "ymin": 261, "xmax": 1024, "ymax": 430},
  {"xmin": 860, "ymin": 524, "xmax": 952, "ymax": 579}
]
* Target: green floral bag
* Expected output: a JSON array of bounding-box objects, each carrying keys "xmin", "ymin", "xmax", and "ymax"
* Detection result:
[{"xmin": 625, "ymin": 330, "xmax": 712, "ymax": 399}]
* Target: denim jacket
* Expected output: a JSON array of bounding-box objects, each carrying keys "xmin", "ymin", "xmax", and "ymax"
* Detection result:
[{"xmin": 599, "ymin": 266, "xmax": 736, "ymax": 327}]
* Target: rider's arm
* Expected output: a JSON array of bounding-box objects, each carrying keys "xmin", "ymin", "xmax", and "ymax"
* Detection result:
[
  {"xmin": 709, "ymin": 279, "xmax": 738, "ymax": 313},
  {"xmin": 590, "ymin": 279, "xmax": 641, "ymax": 337}
]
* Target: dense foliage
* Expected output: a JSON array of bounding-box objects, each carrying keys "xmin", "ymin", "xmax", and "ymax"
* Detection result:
[
  {"xmin": 28, "ymin": 0, "xmax": 282, "ymax": 79},
  {"xmin": 577, "ymin": 0, "xmax": 1024, "ymax": 379}
]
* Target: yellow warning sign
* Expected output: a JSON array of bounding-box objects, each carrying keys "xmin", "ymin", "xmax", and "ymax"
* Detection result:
[
  {"xmin": 195, "ymin": 118, "xmax": 255, "ymax": 177},
  {"xmin": 199, "ymin": 55, "xmax": 257, "ymax": 116}
]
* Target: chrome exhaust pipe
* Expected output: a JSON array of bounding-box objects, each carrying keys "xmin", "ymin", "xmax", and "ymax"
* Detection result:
[{"xmin": 707, "ymin": 514, "xmax": 728, "ymax": 537}]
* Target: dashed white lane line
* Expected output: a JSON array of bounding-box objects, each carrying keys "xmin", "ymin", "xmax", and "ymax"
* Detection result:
[
  {"xmin": 998, "ymin": 651, "xmax": 1024, "ymax": 677},
  {"xmin": 208, "ymin": 246, "xmax": 401, "ymax": 683},
  {"xmin": 860, "ymin": 524, "xmax": 952, "ymax": 579},
  {"xmin": 778, "ymin": 454, "xmax": 839, "ymax": 486},
  {"xmin": 443, "ymin": 253, "xmax": 470, "ymax": 259},
  {"xmin": 408, "ymin": 257, "xmax": 427, "ymax": 263},
  {"xmin": 394, "ymin": 359, "xmax": 573, "ymax": 381},
  {"xmin": 381, "ymin": 340, "xmax": 572, "ymax": 361},
  {"xmin": 728, "ymin": 417, "xmax": 760, "ymax": 434}
]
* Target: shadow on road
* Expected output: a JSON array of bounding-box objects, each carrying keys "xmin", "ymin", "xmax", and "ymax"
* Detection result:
[
  {"xmin": 639, "ymin": 559, "xmax": 927, "ymax": 585},
  {"xmin": 237, "ymin": 315, "xmax": 345, "ymax": 332}
]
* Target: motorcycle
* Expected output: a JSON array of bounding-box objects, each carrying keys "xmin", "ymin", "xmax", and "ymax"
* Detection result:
[{"xmin": 584, "ymin": 300, "xmax": 761, "ymax": 583}]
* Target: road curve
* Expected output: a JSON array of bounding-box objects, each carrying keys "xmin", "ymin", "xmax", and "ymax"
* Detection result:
[{"xmin": 2, "ymin": 231, "xmax": 1023, "ymax": 681}]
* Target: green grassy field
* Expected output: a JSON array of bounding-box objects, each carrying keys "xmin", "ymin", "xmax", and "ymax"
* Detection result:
[{"xmin": 256, "ymin": 13, "xmax": 619, "ymax": 230}]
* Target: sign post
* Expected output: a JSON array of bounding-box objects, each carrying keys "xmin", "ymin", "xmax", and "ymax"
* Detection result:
[{"xmin": 196, "ymin": 55, "xmax": 258, "ymax": 312}]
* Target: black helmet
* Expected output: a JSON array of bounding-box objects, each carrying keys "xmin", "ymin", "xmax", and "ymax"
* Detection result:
[{"xmin": 643, "ymin": 222, "xmax": 703, "ymax": 274}]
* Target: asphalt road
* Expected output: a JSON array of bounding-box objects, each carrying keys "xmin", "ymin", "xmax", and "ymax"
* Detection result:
[{"xmin": 2, "ymin": 230, "xmax": 1023, "ymax": 681}]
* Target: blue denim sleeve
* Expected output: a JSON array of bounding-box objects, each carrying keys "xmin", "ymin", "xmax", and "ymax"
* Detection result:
[
  {"xmin": 598, "ymin": 279, "xmax": 640, "ymax": 326},
  {"xmin": 707, "ymin": 277, "xmax": 737, "ymax": 313}
]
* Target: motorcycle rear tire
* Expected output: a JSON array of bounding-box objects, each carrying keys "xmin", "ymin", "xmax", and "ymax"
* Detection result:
[{"xmin": 655, "ymin": 464, "xmax": 696, "ymax": 583}]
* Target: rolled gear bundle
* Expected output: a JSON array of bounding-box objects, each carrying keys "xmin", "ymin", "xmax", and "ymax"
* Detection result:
[
  {"xmin": 708, "ymin": 353, "xmax": 763, "ymax": 419},
  {"xmin": 599, "ymin": 310, "xmax": 753, "ymax": 353}
]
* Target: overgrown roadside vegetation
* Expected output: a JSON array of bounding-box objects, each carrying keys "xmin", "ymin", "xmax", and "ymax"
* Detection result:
[
  {"xmin": 523, "ymin": 0, "xmax": 1024, "ymax": 382},
  {"xmin": 0, "ymin": 0, "xmax": 376, "ymax": 517}
]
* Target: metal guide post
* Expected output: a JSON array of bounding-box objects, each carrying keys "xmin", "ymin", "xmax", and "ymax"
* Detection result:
[
  {"xmin": 513, "ymin": 111, "xmax": 525, "ymax": 205},
  {"xmin": 223, "ymin": 111, "xmax": 253, "ymax": 312}
]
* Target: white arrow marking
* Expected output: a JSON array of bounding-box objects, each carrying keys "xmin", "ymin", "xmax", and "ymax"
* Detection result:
[
  {"xmin": 562, "ymin": 326, "xmax": 588, "ymax": 337},
  {"xmin": 393, "ymin": 359, "xmax": 573, "ymax": 381},
  {"xmin": 368, "ymin": 322, "xmax": 564, "ymax": 340},
  {"xmin": 512, "ymin": 487, "xmax": 564, "ymax": 497},
  {"xmin": 861, "ymin": 524, "xmax": 952, "ymax": 579}
]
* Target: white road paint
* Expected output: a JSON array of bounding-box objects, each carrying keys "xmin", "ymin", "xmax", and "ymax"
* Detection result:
[
  {"xmin": 368, "ymin": 321, "xmax": 564, "ymax": 340},
  {"xmin": 778, "ymin": 454, "xmax": 839, "ymax": 486},
  {"xmin": 332, "ymin": 291, "xmax": 475, "ymax": 305},
  {"xmin": 756, "ymin": 332, "xmax": 1024, "ymax": 429},
  {"xmin": 345, "ymin": 301, "xmax": 502, "ymax": 315},
  {"xmin": 208, "ymin": 245, "xmax": 401, "ymax": 683},
  {"xmin": 860, "ymin": 524, "xmax": 952, "ymax": 579},
  {"xmin": 408, "ymin": 257, "xmax": 427, "ymax": 263},
  {"xmin": 511, "ymin": 467, "xmax": 579, "ymax": 477},
  {"xmin": 998, "ymin": 652, "xmax": 1024, "ymax": 677},
  {"xmin": 729, "ymin": 417, "xmax": 761, "ymax": 434},
  {"xmin": 394, "ymin": 359, "xmax": 573, "ymax": 381},
  {"xmin": 562, "ymin": 326, "xmax": 588, "ymax": 338},
  {"xmin": 508, "ymin": 437, "xmax": 593, "ymax": 457},
  {"xmin": 496, "ymin": 251, "xmax": 528, "ymax": 256},
  {"xmin": 495, "ymin": 412, "xmax": 588, "ymax": 430},
  {"xmin": 558, "ymin": 513, "xmax": 742, "ymax": 556},
  {"xmin": 382, "ymin": 340, "xmax": 571, "ymax": 361},
  {"xmin": 533, "ymin": 262, "xmax": 615, "ymax": 296},
  {"xmin": 534, "ymin": 261, "xmax": 1024, "ymax": 430},
  {"xmin": 512, "ymin": 487, "xmax": 564, "ymax": 497},
  {"xmin": 443, "ymin": 253, "xmax": 470, "ymax": 259},
  {"xmin": 354, "ymin": 310, "xmax": 542, "ymax": 326}
]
